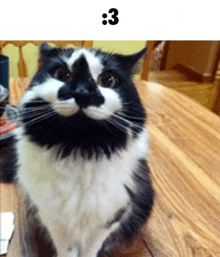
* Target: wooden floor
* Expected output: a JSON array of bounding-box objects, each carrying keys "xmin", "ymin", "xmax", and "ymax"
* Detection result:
[{"xmin": 1, "ymin": 78, "xmax": 220, "ymax": 256}]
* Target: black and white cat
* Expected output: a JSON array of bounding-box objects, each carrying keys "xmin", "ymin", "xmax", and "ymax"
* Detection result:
[{"xmin": 1, "ymin": 44, "xmax": 154, "ymax": 257}]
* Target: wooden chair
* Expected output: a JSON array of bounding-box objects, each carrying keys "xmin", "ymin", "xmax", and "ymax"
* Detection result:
[
  {"xmin": 142, "ymin": 41, "xmax": 220, "ymax": 112},
  {"xmin": 142, "ymin": 41, "xmax": 220, "ymax": 82},
  {"xmin": 141, "ymin": 41, "xmax": 159, "ymax": 81},
  {"xmin": 0, "ymin": 41, "xmax": 93, "ymax": 78}
]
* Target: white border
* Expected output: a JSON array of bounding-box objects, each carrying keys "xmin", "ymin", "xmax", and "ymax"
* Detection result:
[{"xmin": 0, "ymin": 0, "xmax": 219, "ymax": 40}]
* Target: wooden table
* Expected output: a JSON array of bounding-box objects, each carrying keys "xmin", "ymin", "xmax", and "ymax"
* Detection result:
[{"xmin": 3, "ymin": 78, "xmax": 220, "ymax": 256}]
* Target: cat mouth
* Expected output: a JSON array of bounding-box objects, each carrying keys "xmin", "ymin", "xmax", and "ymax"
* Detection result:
[{"xmin": 52, "ymin": 100, "xmax": 109, "ymax": 120}]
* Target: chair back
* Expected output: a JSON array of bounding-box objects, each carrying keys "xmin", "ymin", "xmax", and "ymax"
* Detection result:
[{"xmin": 0, "ymin": 41, "xmax": 93, "ymax": 78}]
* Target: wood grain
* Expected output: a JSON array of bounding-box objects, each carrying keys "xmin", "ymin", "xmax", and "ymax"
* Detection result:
[
  {"xmin": 3, "ymin": 79, "xmax": 220, "ymax": 256},
  {"xmin": 0, "ymin": 182, "xmax": 16, "ymax": 212},
  {"xmin": 149, "ymin": 71, "xmax": 220, "ymax": 110},
  {"xmin": 136, "ymin": 80, "xmax": 220, "ymax": 256}
]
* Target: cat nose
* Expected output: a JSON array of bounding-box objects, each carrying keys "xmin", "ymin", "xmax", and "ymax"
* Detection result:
[
  {"xmin": 74, "ymin": 86, "xmax": 90, "ymax": 96},
  {"xmin": 58, "ymin": 82, "xmax": 104, "ymax": 108},
  {"xmin": 73, "ymin": 83, "xmax": 105, "ymax": 108},
  {"xmin": 73, "ymin": 86, "xmax": 93, "ymax": 108}
]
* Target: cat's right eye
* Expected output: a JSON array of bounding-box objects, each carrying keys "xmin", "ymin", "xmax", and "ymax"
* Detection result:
[{"xmin": 54, "ymin": 68, "xmax": 71, "ymax": 82}]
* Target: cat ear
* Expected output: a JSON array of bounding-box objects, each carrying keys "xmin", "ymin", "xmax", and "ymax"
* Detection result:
[
  {"xmin": 114, "ymin": 47, "xmax": 147, "ymax": 75},
  {"xmin": 40, "ymin": 43, "xmax": 53, "ymax": 55},
  {"xmin": 38, "ymin": 43, "xmax": 54, "ymax": 65}
]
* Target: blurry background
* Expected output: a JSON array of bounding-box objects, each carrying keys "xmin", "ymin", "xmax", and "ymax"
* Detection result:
[{"xmin": 1, "ymin": 41, "xmax": 146, "ymax": 79}]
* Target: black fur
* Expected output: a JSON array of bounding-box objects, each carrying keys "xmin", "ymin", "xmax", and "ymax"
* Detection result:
[
  {"xmin": 22, "ymin": 99, "xmax": 128, "ymax": 159},
  {"xmin": 0, "ymin": 133, "xmax": 18, "ymax": 182}
]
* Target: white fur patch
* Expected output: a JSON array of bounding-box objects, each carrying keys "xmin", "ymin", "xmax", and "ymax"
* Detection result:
[
  {"xmin": 15, "ymin": 128, "xmax": 148, "ymax": 256},
  {"xmin": 21, "ymin": 78, "xmax": 80, "ymax": 117},
  {"xmin": 64, "ymin": 48, "xmax": 103, "ymax": 81},
  {"xmin": 21, "ymin": 78, "xmax": 64, "ymax": 104}
]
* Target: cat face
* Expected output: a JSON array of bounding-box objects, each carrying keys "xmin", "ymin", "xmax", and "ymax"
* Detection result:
[
  {"xmin": 22, "ymin": 45, "xmax": 145, "ymax": 119},
  {"xmin": 20, "ymin": 44, "xmax": 147, "ymax": 159}
]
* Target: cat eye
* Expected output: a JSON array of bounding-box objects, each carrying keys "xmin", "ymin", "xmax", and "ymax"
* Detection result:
[
  {"xmin": 54, "ymin": 68, "xmax": 71, "ymax": 82},
  {"xmin": 97, "ymin": 72, "xmax": 117, "ymax": 88}
]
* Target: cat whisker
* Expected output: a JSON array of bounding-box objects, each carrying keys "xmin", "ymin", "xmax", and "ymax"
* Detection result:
[
  {"xmin": 21, "ymin": 111, "xmax": 56, "ymax": 127},
  {"xmin": 122, "ymin": 99, "xmax": 143, "ymax": 105},
  {"xmin": 107, "ymin": 118, "xmax": 129, "ymax": 135},
  {"xmin": 19, "ymin": 110, "xmax": 51, "ymax": 121},
  {"xmin": 120, "ymin": 104, "xmax": 192, "ymax": 131},
  {"xmin": 18, "ymin": 107, "xmax": 52, "ymax": 121},
  {"xmin": 98, "ymin": 120, "xmax": 114, "ymax": 134},
  {"xmin": 110, "ymin": 111, "xmax": 192, "ymax": 140},
  {"xmin": 117, "ymin": 111, "xmax": 146, "ymax": 121},
  {"xmin": 88, "ymin": 109, "xmax": 141, "ymax": 136},
  {"xmin": 21, "ymin": 106, "xmax": 50, "ymax": 114},
  {"xmin": 122, "ymin": 106, "xmax": 162, "ymax": 118},
  {"xmin": 111, "ymin": 112, "xmax": 144, "ymax": 129}
]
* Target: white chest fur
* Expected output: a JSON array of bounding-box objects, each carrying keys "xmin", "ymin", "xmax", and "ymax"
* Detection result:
[{"xmin": 15, "ymin": 128, "xmax": 148, "ymax": 253}]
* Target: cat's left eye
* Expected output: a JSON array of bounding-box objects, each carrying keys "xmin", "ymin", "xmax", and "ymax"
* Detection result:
[
  {"xmin": 54, "ymin": 68, "xmax": 71, "ymax": 82},
  {"xmin": 97, "ymin": 72, "xmax": 117, "ymax": 88}
]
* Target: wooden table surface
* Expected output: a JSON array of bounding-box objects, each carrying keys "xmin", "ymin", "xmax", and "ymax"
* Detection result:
[{"xmin": 3, "ymin": 78, "xmax": 220, "ymax": 256}]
